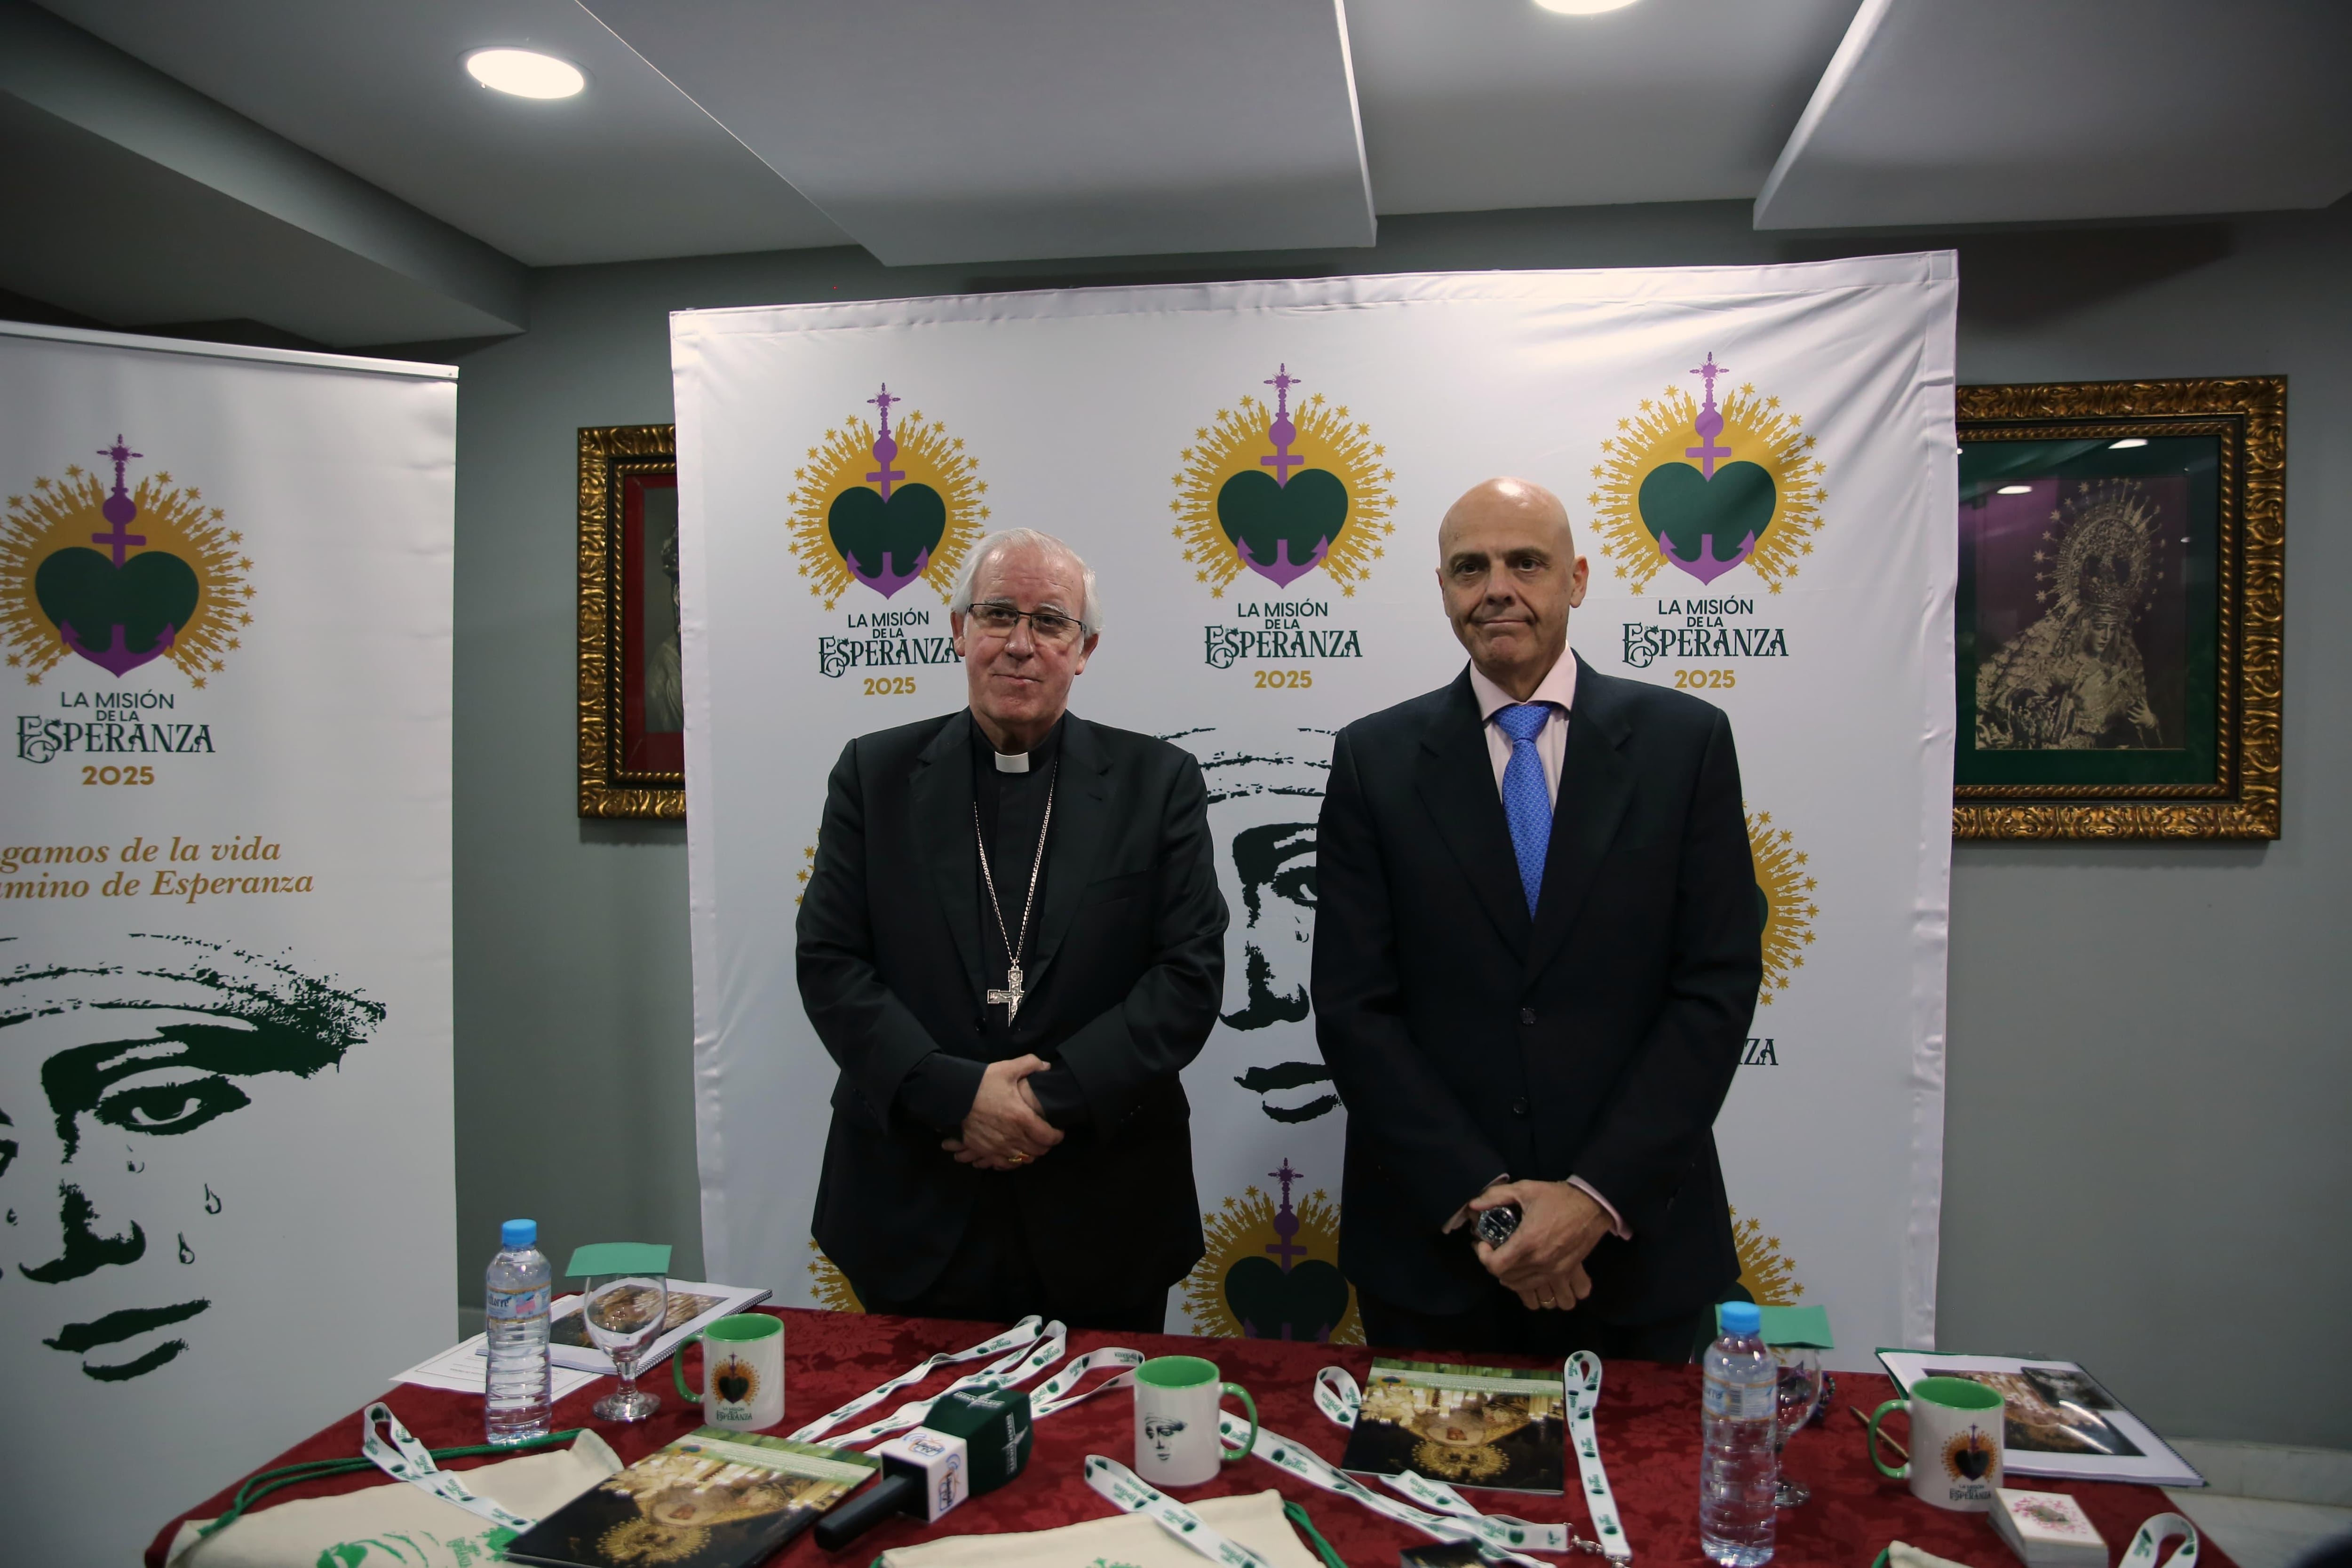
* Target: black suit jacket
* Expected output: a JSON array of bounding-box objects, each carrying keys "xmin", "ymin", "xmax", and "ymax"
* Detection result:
[
  {"xmin": 797, "ymin": 708, "xmax": 1227, "ymax": 1309},
  {"xmin": 1312, "ymin": 655, "xmax": 1763, "ymax": 1324}
]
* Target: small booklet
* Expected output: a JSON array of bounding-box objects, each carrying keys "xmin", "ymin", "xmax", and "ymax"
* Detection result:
[
  {"xmin": 501, "ymin": 1428, "xmax": 878, "ymax": 1568},
  {"xmin": 472, "ymin": 1279, "xmax": 772, "ymax": 1375},
  {"xmin": 1340, "ymin": 1358, "xmax": 1567, "ymax": 1495},
  {"xmin": 1876, "ymin": 1350, "xmax": 2202, "ymax": 1486}
]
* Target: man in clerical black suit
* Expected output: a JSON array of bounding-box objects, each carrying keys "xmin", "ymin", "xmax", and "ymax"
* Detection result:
[
  {"xmin": 797, "ymin": 527, "xmax": 1227, "ymax": 1331},
  {"xmin": 1314, "ymin": 478, "xmax": 1763, "ymax": 1359}
]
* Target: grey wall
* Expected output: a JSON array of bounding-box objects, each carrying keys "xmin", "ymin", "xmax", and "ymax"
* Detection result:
[{"xmin": 445, "ymin": 197, "xmax": 2349, "ymax": 1446}]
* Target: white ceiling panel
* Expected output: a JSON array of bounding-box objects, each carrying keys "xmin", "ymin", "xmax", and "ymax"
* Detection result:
[
  {"xmin": 1348, "ymin": 0, "xmax": 1862, "ymax": 215},
  {"xmin": 1756, "ymin": 0, "xmax": 2352, "ymax": 230},
  {"xmin": 583, "ymin": 0, "xmax": 1376, "ymax": 266},
  {"xmin": 34, "ymin": 0, "xmax": 851, "ymax": 266}
]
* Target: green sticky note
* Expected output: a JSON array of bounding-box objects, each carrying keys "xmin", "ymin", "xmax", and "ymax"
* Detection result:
[
  {"xmin": 564, "ymin": 1242, "xmax": 672, "ymax": 1278},
  {"xmin": 1716, "ymin": 1303, "xmax": 1834, "ymax": 1349}
]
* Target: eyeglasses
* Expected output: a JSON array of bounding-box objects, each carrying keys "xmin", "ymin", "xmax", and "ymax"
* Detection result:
[{"xmin": 965, "ymin": 602, "xmax": 1085, "ymax": 646}]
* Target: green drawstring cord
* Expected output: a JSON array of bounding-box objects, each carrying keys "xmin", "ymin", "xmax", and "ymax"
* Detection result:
[
  {"xmin": 1285, "ymin": 1498, "xmax": 1350, "ymax": 1568},
  {"xmin": 196, "ymin": 1428, "xmax": 584, "ymax": 1538}
]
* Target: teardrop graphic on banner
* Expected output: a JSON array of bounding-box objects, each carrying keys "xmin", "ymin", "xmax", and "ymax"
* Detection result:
[
  {"xmin": 177, "ymin": 1232, "xmax": 195, "ymax": 1265},
  {"xmin": 203, "ymin": 1184, "xmax": 222, "ymax": 1215}
]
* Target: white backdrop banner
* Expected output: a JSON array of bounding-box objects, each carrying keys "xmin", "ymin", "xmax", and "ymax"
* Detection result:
[
  {"xmin": 0, "ymin": 324, "xmax": 455, "ymax": 1563},
  {"xmin": 676, "ymin": 258, "xmax": 1955, "ymax": 1368}
]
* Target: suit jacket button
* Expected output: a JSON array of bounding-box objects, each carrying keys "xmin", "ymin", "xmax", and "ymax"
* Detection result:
[
  {"xmin": 1511, "ymin": 1097, "xmax": 1530, "ymax": 1117},
  {"xmin": 1519, "ymin": 1007, "xmax": 1536, "ymax": 1026}
]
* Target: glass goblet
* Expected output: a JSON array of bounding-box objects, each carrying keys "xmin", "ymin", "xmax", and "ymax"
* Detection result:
[
  {"xmin": 1770, "ymin": 1345, "xmax": 1825, "ymax": 1506},
  {"xmin": 584, "ymin": 1272, "xmax": 669, "ymax": 1422}
]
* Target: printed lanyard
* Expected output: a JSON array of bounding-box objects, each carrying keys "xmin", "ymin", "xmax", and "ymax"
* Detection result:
[
  {"xmin": 820, "ymin": 1321, "xmax": 1071, "ymax": 1446},
  {"xmin": 1873, "ymin": 1512, "xmax": 2195, "ymax": 1568},
  {"xmin": 787, "ymin": 1315, "xmax": 1046, "ymax": 1443},
  {"xmin": 2122, "ymin": 1515, "xmax": 2198, "ymax": 1568},
  {"xmin": 1028, "ymin": 1345, "xmax": 1147, "ymax": 1418},
  {"xmin": 359, "ymin": 1402, "xmax": 540, "ymax": 1533},
  {"xmin": 1084, "ymin": 1453, "xmax": 1286, "ymax": 1568},
  {"xmin": 1562, "ymin": 1351, "xmax": 1632, "ymax": 1559},
  {"xmin": 1309, "ymin": 1360, "xmax": 1623, "ymax": 1562}
]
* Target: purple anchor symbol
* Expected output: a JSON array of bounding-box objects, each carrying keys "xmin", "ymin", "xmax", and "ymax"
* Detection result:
[
  {"xmin": 826, "ymin": 383, "xmax": 943, "ymax": 599},
  {"xmin": 1652, "ymin": 352, "xmax": 1763, "ymax": 585},
  {"xmin": 1265, "ymin": 1159, "xmax": 1306, "ymax": 1272},
  {"xmin": 1220, "ymin": 365, "xmax": 1341, "ymax": 590},
  {"xmin": 45, "ymin": 435, "xmax": 199, "ymax": 677},
  {"xmin": 866, "ymin": 383, "xmax": 906, "ymax": 501}
]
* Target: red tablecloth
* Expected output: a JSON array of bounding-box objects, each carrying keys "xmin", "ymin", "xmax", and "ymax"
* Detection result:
[{"xmin": 150, "ymin": 1310, "xmax": 2220, "ymax": 1568}]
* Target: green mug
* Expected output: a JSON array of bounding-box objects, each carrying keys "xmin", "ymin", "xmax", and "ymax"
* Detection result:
[
  {"xmin": 1869, "ymin": 1375, "xmax": 2004, "ymax": 1512},
  {"xmin": 672, "ymin": 1313, "xmax": 785, "ymax": 1430}
]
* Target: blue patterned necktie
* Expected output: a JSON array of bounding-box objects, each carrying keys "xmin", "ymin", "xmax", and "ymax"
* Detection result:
[{"xmin": 1493, "ymin": 702, "xmax": 1553, "ymax": 915}]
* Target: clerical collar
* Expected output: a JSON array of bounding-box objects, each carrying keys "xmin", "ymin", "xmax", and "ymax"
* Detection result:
[{"xmin": 971, "ymin": 712, "xmax": 1064, "ymax": 775}]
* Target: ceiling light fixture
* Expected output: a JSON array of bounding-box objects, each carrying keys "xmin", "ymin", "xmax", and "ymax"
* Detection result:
[
  {"xmin": 2109, "ymin": 438, "xmax": 2148, "ymax": 450},
  {"xmin": 1997, "ymin": 485, "xmax": 2033, "ymax": 494},
  {"xmin": 465, "ymin": 48, "xmax": 585, "ymax": 100},
  {"xmin": 1533, "ymin": 0, "xmax": 1642, "ymax": 14}
]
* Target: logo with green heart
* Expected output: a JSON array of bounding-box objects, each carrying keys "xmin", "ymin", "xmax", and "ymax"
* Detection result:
[
  {"xmin": 786, "ymin": 384, "xmax": 985, "ymax": 611},
  {"xmin": 1170, "ymin": 365, "xmax": 1394, "ymax": 600},
  {"xmin": 1182, "ymin": 1157, "xmax": 1361, "ymax": 1344},
  {"xmin": 1, "ymin": 437, "xmax": 253, "ymax": 689},
  {"xmin": 1587, "ymin": 352, "xmax": 1826, "ymax": 596}
]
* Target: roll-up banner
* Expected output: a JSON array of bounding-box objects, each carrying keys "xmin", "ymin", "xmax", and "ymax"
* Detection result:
[
  {"xmin": 0, "ymin": 324, "xmax": 456, "ymax": 1563},
  {"xmin": 676, "ymin": 258, "xmax": 1957, "ymax": 1368}
]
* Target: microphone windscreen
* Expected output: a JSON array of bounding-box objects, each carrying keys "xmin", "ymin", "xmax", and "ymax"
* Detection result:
[{"xmin": 921, "ymin": 1385, "xmax": 1033, "ymax": 1495}]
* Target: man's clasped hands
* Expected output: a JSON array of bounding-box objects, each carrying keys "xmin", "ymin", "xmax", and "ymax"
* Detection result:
[{"xmin": 942, "ymin": 1054, "xmax": 1061, "ymax": 1173}]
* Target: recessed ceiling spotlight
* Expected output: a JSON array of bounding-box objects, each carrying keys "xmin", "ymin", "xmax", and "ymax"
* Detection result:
[
  {"xmin": 1534, "ymin": 0, "xmax": 1642, "ymax": 13},
  {"xmin": 465, "ymin": 48, "xmax": 585, "ymax": 100},
  {"xmin": 2109, "ymin": 437, "xmax": 2148, "ymax": 449},
  {"xmin": 1997, "ymin": 484, "xmax": 2033, "ymax": 494}
]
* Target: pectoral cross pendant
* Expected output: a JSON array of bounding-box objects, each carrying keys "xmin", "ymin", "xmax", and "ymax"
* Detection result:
[{"xmin": 986, "ymin": 963, "xmax": 1025, "ymax": 1026}]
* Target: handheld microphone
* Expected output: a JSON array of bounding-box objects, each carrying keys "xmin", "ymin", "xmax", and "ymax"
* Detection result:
[{"xmin": 812, "ymin": 1385, "xmax": 1033, "ymax": 1550}]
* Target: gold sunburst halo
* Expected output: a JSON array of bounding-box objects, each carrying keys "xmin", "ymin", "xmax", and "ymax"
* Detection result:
[
  {"xmin": 1732, "ymin": 1206, "xmax": 1806, "ymax": 1305},
  {"xmin": 1747, "ymin": 806, "xmax": 1818, "ymax": 1005},
  {"xmin": 1, "ymin": 467, "xmax": 251, "ymax": 686},
  {"xmin": 1172, "ymin": 391, "xmax": 1396, "ymax": 600},
  {"xmin": 1588, "ymin": 385, "xmax": 1826, "ymax": 595},
  {"xmin": 1182, "ymin": 1181, "xmax": 1363, "ymax": 1344},
  {"xmin": 806, "ymin": 1240, "xmax": 864, "ymax": 1313},
  {"xmin": 785, "ymin": 410, "xmax": 985, "ymax": 611}
]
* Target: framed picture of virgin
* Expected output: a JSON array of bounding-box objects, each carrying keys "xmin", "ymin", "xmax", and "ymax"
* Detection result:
[
  {"xmin": 1954, "ymin": 377, "xmax": 2283, "ymax": 839},
  {"xmin": 578, "ymin": 423, "xmax": 683, "ymax": 820}
]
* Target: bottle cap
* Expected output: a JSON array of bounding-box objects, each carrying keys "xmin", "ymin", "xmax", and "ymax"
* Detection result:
[
  {"xmin": 1720, "ymin": 1300, "xmax": 1762, "ymax": 1337},
  {"xmin": 501, "ymin": 1218, "xmax": 537, "ymax": 1249}
]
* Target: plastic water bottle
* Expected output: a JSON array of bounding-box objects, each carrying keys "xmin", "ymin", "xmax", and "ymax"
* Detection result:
[
  {"xmin": 484, "ymin": 1218, "xmax": 552, "ymax": 1446},
  {"xmin": 1700, "ymin": 1299, "xmax": 1778, "ymax": 1566}
]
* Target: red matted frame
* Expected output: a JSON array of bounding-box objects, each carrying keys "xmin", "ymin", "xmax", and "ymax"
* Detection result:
[{"xmin": 579, "ymin": 424, "xmax": 684, "ymax": 819}]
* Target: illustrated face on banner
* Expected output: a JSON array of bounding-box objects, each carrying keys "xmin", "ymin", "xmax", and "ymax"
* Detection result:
[
  {"xmin": 1171, "ymin": 727, "xmax": 1337, "ymax": 1124},
  {"xmin": 0, "ymin": 935, "xmax": 384, "ymax": 1381}
]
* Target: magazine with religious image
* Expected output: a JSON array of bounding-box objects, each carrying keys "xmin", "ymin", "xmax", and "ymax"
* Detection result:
[
  {"xmin": 1339, "ymin": 1358, "xmax": 1566, "ymax": 1494},
  {"xmin": 478, "ymin": 1279, "xmax": 771, "ymax": 1373},
  {"xmin": 501, "ymin": 1428, "xmax": 879, "ymax": 1568},
  {"xmin": 1876, "ymin": 1351, "xmax": 2203, "ymax": 1486}
]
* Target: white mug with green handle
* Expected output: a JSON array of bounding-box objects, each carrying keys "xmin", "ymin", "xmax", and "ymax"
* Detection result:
[
  {"xmin": 1133, "ymin": 1354, "xmax": 1258, "ymax": 1488},
  {"xmin": 672, "ymin": 1313, "xmax": 785, "ymax": 1431},
  {"xmin": 1868, "ymin": 1375, "xmax": 2004, "ymax": 1511}
]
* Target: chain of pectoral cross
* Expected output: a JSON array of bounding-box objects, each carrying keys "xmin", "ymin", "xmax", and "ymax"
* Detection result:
[{"xmin": 973, "ymin": 760, "xmax": 1058, "ymax": 1026}]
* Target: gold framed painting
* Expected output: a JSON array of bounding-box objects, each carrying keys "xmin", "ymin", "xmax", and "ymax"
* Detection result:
[
  {"xmin": 578, "ymin": 423, "xmax": 683, "ymax": 820},
  {"xmin": 1954, "ymin": 377, "xmax": 2283, "ymax": 839}
]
